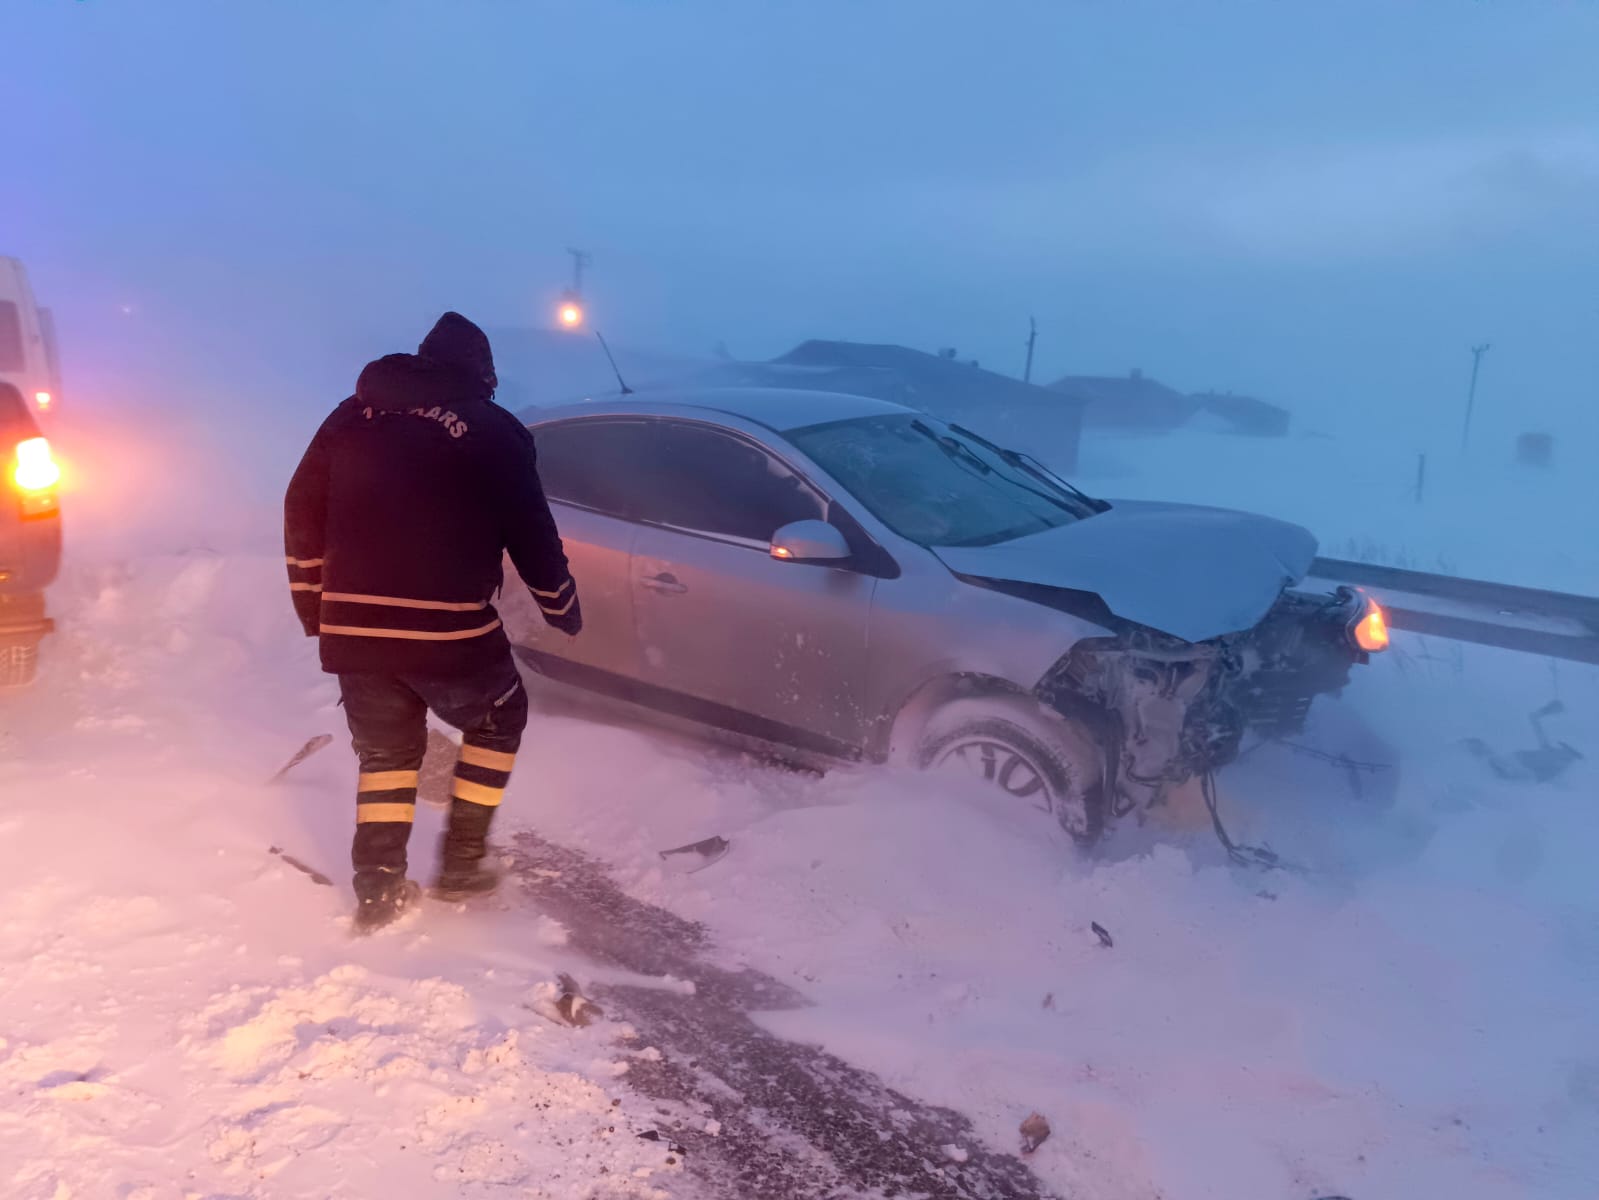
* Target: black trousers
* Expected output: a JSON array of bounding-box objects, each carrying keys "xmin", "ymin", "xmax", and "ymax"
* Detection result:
[{"xmin": 338, "ymin": 654, "xmax": 529, "ymax": 897}]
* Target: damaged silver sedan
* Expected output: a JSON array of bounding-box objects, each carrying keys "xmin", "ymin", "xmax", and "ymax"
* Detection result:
[{"xmin": 506, "ymin": 389, "xmax": 1388, "ymax": 846}]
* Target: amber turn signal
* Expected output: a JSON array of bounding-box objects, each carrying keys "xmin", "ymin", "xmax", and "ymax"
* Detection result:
[{"xmin": 1352, "ymin": 601, "xmax": 1390, "ymax": 653}]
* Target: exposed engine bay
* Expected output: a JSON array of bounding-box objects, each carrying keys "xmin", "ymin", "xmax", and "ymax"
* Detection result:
[{"xmin": 1040, "ymin": 586, "xmax": 1378, "ymax": 820}]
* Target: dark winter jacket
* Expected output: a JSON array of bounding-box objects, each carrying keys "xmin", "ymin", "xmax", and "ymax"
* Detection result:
[{"xmin": 283, "ymin": 313, "xmax": 580, "ymax": 675}]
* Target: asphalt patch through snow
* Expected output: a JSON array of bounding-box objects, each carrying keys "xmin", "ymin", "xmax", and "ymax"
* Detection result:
[{"xmin": 507, "ymin": 831, "xmax": 1055, "ymax": 1200}]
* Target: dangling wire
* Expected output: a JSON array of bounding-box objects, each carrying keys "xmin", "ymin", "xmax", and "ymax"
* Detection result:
[{"xmin": 1202, "ymin": 770, "xmax": 1301, "ymax": 873}]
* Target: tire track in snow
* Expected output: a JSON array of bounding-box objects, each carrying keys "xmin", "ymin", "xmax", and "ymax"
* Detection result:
[{"xmin": 508, "ymin": 831, "xmax": 1056, "ymax": 1200}]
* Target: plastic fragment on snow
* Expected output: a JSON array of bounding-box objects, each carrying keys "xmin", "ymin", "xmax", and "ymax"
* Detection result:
[
  {"xmin": 269, "ymin": 846, "xmax": 333, "ymax": 886},
  {"xmin": 268, "ymin": 733, "xmax": 332, "ymax": 783},
  {"xmin": 658, "ymin": 835, "xmax": 730, "ymax": 873}
]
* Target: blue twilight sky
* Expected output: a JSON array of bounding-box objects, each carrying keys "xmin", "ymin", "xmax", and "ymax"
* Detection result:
[{"xmin": 4, "ymin": 0, "xmax": 1597, "ymax": 438}]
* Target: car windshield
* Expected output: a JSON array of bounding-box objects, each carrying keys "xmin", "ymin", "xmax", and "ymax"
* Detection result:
[{"xmin": 788, "ymin": 414, "xmax": 1096, "ymax": 547}]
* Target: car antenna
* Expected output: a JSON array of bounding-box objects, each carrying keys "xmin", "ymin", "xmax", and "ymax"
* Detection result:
[{"xmin": 594, "ymin": 331, "xmax": 634, "ymax": 395}]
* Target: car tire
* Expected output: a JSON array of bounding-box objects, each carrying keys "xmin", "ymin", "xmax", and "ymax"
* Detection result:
[{"xmin": 916, "ymin": 695, "xmax": 1107, "ymax": 848}]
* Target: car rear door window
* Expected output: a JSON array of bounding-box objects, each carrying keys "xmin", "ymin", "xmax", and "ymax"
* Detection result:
[{"xmin": 535, "ymin": 418, "xmax": 670, "ymax": 519}]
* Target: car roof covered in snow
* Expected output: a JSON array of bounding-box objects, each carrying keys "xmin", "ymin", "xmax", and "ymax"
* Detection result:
[{"xmin": 520, "ymin": 386, "xmax": 911, "ymax": 434}]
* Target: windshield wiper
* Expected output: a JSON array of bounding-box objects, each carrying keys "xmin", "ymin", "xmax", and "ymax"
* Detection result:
[
  {"xmin": 947, "ymin": 423, "xmax": 1109, "ymax": 514},
  {"xmin": 909, "ymin": 419, "xmax": 992, "ymax": 475}
]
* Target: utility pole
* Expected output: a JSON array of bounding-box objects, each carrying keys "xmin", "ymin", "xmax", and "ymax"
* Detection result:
[
  {"xmin": 1023, "ymin": 316, "xmax": 1038, "ymax": 383},
  {"xmin": 566, "ymin": 247, "xmax": 591, "ymax": 297},
  {"xmin": 1460, "ymin": 342, "xmax": 1490, "ymax": 452}
]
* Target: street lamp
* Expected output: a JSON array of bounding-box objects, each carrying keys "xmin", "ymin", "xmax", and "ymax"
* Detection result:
[{"xmin": 557, "ymin": 294, "xmax": 584, "ymax": 330}]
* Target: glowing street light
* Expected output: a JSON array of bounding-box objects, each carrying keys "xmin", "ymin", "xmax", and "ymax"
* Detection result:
[{"xmin": 558, "ymin": 298, "xmax": 584, "ymax": 329}]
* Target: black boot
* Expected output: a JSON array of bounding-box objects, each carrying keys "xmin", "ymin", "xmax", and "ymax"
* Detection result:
[
  {"xmin": 432, "ymin": 838, "xmax": 501, "ymax": 900},
  {"xmin": 352, "ymin": 868, "xmax": 421, "ymax": 934},
  {"xmin": 432, "ymin": 799, "xmax": 501, "ymax": 900},
  {"xmin": 432, "ymin": 855, "xmax": 500, "ymax": 900}
]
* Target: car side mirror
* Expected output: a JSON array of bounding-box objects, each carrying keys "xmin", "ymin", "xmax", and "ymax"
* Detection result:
[{"xmin": 770, "ymin": 519, "xmax": 851, "ymax": 564}]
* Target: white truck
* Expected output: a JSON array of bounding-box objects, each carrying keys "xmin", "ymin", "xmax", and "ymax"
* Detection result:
[
  {"xmin": 0, "ymin": 256, "xmax": 61, "ymax": 419},
  {"xmin": 1, "ymin": 256, "xmax": 63, "ymax": 685}
]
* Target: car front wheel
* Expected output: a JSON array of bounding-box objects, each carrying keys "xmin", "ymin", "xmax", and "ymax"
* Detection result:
[{"xmin": 916, "ymin": 695, "xmax": 1107, "ymax": 848}]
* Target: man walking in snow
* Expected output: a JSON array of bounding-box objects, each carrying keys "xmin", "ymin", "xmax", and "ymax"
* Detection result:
[{"xmin": 284, "ymin": 312, "xmax": 581, "ymax": 932}]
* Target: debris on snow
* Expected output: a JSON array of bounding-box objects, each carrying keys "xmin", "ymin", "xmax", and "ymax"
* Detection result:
[
  {"xmin": 267, "ymin": 732, "xmax": 332, "ymax": 783},
  {"xmin": 1019, "ymin": 1112, "xmax": 1052, "ymax": 1154},
  {"xmin": 526, "ymin": 974, "xmax": 604, "ymax": 1028},
  {"xmin": 658, "ymin": 833, "xmax": 731, "ymax": 873},
  {"xmin": 1090, "ymin": 921, "xmax": 1114, "ymax": 948},
  {"xmin": 636, "ymin": 1129, "xmax": 688, "ymax": 1155},
  {"xmin": 268, "ymin": 845, "xmax": 333, "ymax": 886},
  {"xmin": 557, "ymin": 973, "xmax": 604, "ymax": 1027},
  {"xmin": 1463, "ymin": 700, "xmax": 1584, "ymax": 783}
]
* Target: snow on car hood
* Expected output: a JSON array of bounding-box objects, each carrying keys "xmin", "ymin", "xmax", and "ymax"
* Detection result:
[{"xmin": 934, "ymin": 499, "xmax": 1318, "ymax": 642}]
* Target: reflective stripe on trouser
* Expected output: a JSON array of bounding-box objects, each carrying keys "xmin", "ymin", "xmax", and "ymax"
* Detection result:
[
  {"xmin": 453, "ymin": 742, "xmax": 515, "ymax": 808},
  {"xmin": 441, "ymin": 739, "xmax": 522, "ymax": 872},
  {"xmin": 339, "ymin": 661, "xmax": 530, "ymax": 890},
  {"xmin": 357, "ymin": 770, "xmax": 420, "ymax": 825},
  {"xmin": 339, "ymin": 675, "xmax": 430, "ymax": 896}
]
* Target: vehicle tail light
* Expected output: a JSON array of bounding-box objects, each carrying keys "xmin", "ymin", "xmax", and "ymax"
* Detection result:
[
  {"xmin": 1351, "ymin": 599, "xmax": 1389, "ymax": 653},
  {"xmin": 34, "ymin": 391, "xmax": 52, "ymax": 412},
  {"xmin": 12, "ymin": 437, "xmax": 61, "ymax": 518}
]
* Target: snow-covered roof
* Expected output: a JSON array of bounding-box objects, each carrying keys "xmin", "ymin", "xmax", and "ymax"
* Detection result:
[{"xmin": 526, "ymin": 386, "xmax": 910, "ymax": 433}]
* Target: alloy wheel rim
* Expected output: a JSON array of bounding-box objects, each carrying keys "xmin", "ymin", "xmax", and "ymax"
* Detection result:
[{"xmin": 932, "ymin": 736, "xmax": 1090, "ymax": 836}]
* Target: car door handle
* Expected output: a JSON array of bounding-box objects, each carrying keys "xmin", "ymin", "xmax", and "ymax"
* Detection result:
[{"xmin": 641, "ymin": 572, "xmax": 688, "ymax": 595}]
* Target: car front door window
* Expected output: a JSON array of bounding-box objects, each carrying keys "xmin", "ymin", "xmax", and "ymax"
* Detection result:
[
  {"xmin": 538, "ymin": 419, "xmax": 825, "ymax": 544},
  {"xmin": 636, "ymin": 423, "xmax": 825, "ymax": 543}
]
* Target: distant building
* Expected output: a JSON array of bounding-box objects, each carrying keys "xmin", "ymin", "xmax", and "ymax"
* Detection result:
[
  {"xmin": 688, "ymin": 340, "xmax": 1088, "ymax": 470},
  {"xmin": 1051, "ymin": 369, "xmax": 1291, "ymax": 437},
  {"xmin": 1189, "ymin": 390, "xmax": 1292, "ymax": 437},
  {"xmin": 1049, "ymin": 368, "xmax": 1198, "ymax": 432}
]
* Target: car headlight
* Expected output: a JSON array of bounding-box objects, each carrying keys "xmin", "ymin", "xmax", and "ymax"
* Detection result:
[{"xmin": 1347, "ymin": 594, "xmax": 1390, "ymax": 653}]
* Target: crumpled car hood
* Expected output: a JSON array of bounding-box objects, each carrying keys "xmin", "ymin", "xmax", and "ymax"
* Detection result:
[{"xmin": 934, "ymin": 499, "xmax": 1318, "ymax": 643}]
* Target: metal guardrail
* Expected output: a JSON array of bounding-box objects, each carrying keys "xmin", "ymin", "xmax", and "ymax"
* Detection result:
[{"xmin": 1308, "ymin": 556, "xmax": 1599, "ymax": 665}]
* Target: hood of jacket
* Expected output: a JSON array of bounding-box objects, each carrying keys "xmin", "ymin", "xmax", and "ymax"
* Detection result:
[
  {"xmin": 355, "ymin": 353, "xmax": 489, "ymax": 414},
  {"xmin": 419, "ymin": 311, "xmax": 497, "ymax": 394}
]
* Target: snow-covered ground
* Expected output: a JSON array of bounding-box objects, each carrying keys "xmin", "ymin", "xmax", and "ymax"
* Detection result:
[
  {"xmin": 0, "ymin": 554, "xmax": 689, "ymax": 1199},
  {"xmin": 3, "ymin": 385, "xmax": 1596, "ymax": 1199}
]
